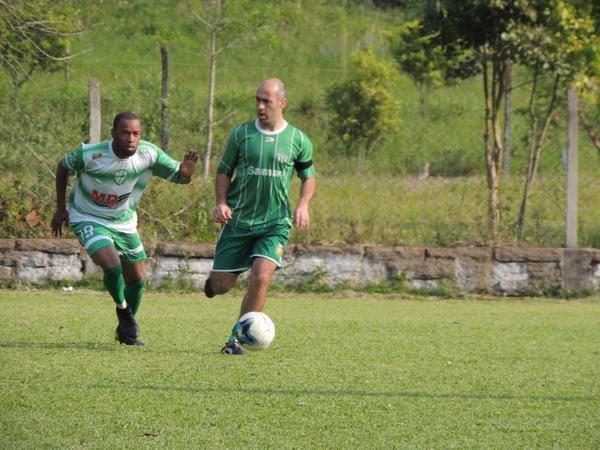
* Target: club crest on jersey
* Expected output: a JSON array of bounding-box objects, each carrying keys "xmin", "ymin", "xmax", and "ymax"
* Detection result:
[
  {"xmin": 92, "ymin": 152, "xmax": 103, "ymax": 160},
  {"xmin": 114, "ymin": 169, "xmax": 127, "ymax": 185}
]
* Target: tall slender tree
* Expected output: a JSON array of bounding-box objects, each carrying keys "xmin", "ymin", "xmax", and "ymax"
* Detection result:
[{"xmin": 189, "ymin": 0, "xmax": 268, "ymax": 178}]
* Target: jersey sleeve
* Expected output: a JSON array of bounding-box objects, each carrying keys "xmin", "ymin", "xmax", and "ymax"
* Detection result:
[
  {"xmin": 151, "ymin": 147, "xmax": 182, "ymax": 183},
  {"xmin": 216, "ymin": 128, "xmax": 240, "ymax": 177},
  {"xmin": 60, "ymin": 145, "xmax": 85, "ymax": 175},
  {"xmin": 294, "ymin": 132, "xmax": 315, "ymax": 181}
]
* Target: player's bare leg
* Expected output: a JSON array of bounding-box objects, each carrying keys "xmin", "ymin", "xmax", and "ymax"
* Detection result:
[
  {"xmin": 221, "ymin": 258, "xmax": 276, "ymax": 355},
  {"xmin": 90, "ymin": 245, "xmax": 121, "ymax": 269},
  {"xmin": 204, "ymin": 271, "xmax": 238, "ymax": 298},
  {"xmin": 239, "ymin": 257, "xmax": 277, "ymax": 317}
]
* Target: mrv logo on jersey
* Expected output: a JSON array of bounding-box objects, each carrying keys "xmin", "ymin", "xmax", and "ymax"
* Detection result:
[
  {"xmin": 91, "ymin": 190, "xmax": 131, "ymax": 208},
  {"xmin": 247, "ymin": 166, "xmax": 283, "ymax": 177}
]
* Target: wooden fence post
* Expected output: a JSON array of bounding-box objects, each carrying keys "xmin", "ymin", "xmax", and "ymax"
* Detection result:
[
  {"xmin": 565, "ymin": 88, "xmax": 578, "ymax": 248},
  {"xmin": 89, "ymin": 78, "xmax": 101, "ymax": 144},
  {"xmin": 160, "ymin": 45, "xmax": 169, "ymax": 152}
]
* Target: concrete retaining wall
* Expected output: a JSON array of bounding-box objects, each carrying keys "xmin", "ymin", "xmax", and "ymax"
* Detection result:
[{"xmin": 1, "ymin": 239, "xmax": 599, "ymax": 295}]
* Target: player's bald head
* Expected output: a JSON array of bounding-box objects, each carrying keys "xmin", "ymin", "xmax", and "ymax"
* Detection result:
[{"xmin": 258, "ymin": 78, "xmax": 286, "ymax": 100}]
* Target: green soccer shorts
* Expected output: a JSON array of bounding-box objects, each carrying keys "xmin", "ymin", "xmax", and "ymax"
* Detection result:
[
  {"xmin": 212, "ymin": 223, "xmax": 290, "ymax": 272},
  {"xmin": 71, "ymin": 221, "xmax": 147, "ymax": 264}
]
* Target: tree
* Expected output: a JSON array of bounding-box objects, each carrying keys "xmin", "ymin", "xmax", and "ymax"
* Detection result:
[
  {"xmin": 508, "ymin": 2, "xmax": 598, "ymax": 236},
  {"xmin": 0, "ymin": 0, "xmax": 81, "ymax": 107},
  {"xmin": 188, "ymin": 0, "xmax": 268, "ymax": 179},
  {"xmin": 410, "ymin": 0, "xmax": 598, "ymax": 239},
  {"xmin": 387, "ymin": 19, "xmax": 447, "ymax": 117},
  {"xmin": 570, "ymin": 0, "xmax": 600, "ymax": 155},
  {"xmin": 325, "ymin": 50, "xmax": 400, "ymax": 174}
]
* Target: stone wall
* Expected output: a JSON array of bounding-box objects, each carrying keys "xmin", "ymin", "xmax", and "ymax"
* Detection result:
[{"xmin": 1, "ymin": 239, "xmax": 599, "ymax": 295}]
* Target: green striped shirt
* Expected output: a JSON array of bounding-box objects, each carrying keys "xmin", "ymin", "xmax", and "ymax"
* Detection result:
[{"xmin": 217, "ymin": 120, "xmax": 315, "ymax": 229}]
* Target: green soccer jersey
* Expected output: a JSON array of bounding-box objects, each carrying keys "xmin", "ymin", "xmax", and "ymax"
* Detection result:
[
  {"xmin": 61, "ymin": 139, "xmax": 183, "ymax": 233},
  {"xmin": 217, "ymin": 120, "xmax": 315, "ymax": 229}
]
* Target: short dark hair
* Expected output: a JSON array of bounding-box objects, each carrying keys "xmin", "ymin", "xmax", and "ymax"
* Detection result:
[{"xmin": 113, "ymin": 112, "xmax": 140, "ymax": 129}]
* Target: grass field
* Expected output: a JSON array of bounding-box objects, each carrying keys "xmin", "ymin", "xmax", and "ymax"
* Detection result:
[{"xmin": 1, "ymin": 289, "xmax": 599, "ymax": 449}]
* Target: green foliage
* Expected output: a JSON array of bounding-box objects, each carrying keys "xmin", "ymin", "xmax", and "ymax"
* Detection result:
[
  {"xmin": 0, "ymin": 0, "xmax": 79, "ymax": 99},
  {"xmin": 291, "ymin": 266, "xmax": 336, "ymax": 293},
  {"xmin": 0, "ymin": 0, "xmax": 599, "ymax": 246},
  {"xmin": 501, "ymin": 0, "xmax": 599, "ymax": 87},
  {"xmin": 387, "ymin": 20, "xmax": 447, "ymax": 88},
  {"xmin": 325, "ymin": 50, "xmax": 400, "ymax": 172},
  {"xmin": 407, "ymin": 0, "xmax": 600, "ymax": 236}
]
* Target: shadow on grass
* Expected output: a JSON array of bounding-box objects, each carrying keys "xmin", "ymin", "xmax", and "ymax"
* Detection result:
[
  {"xmin": 0, "ymin": 340, "xmax": 210, "ymax": 355},
  {"xmin": 81, "ymin": 382, "xmax": 596, "ymax": 403},
  {"xmin": 0, "ymin": 341, "xmax": 115, "ymax": 351}
]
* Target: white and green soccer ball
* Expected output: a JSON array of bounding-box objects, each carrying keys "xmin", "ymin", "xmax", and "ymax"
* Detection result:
[{"xmin": 236, "ymin": 311, "xmax": 275, "ymax": 351}]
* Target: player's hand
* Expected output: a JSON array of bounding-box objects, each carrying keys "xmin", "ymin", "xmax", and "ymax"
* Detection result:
[
  {"xmin": 179, "ymin": 151, "xmax": 198, "ymax": 181},
  {"xmin": 51, "ymin": 209, "xmax": 69, "ymax": 237},
  {"xmin": 293, "ymin": 205, "xmax": 310, "ymax": 230},
  {"xmin": 213, "ymin": 203, "xmax": 232, "ymax": 224}
]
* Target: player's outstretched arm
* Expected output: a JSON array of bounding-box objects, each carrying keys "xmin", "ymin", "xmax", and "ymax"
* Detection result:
[
  {"xmin": 178, "ymin": 151, "xmax": 198, "ymax": 184},
  {"xmin": 51, "ymin": 163, "xmax": 70, "ymax": 237},
  {"xmin": 293, "ymin": 176, "xmax": 316, "ymax": 230}
]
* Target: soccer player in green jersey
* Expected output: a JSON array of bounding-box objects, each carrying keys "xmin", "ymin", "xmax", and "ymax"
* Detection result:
[
  {"xmin": 203, "ymin": 78, "xmax": 316, "ymax": 355},
  {"xmin": 51, "ymin": 112, "xmax": 198, "ymax": 346}
]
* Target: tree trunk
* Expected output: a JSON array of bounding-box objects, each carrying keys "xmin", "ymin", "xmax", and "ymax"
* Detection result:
[
  {"xmin": 482, "ymin": 59, "xmax": 505, "ymax": 239},
  {"xmin": 64, "ymin": 39, "xmax": 71, "ymax": 85},
  {"xmin": 419, "ymin": 86, "xmax": 428, "ymax": 118},
  {"xmin": 579, "ymin": 109, "xmax": 600, "ymax": 153},
  {"xmin": 515, "ymin": 72, "xmax": 560, "ymax": 237},
  {"xmin": 355, "ymin": 146, "xmax": 364, "ymax": 175},
  {"xmin": 503, "ymin": 61, "xmax": 512, "ymax": 176},
  {"xmin": 13, "ymin": 84, "xmax": 19, "ymax": 110},
  {"xmin": 160, "ymin": 45, "xmax": 170, "ymax": 152},
  {"xmin": 202, "ymin": 0, "xmax": 221, "ymax": 179}
]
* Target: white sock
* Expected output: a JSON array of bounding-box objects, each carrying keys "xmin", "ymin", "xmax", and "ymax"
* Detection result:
[{"xmin": 116, "ymin": 300, "xmax": 128, "ymax": 309}]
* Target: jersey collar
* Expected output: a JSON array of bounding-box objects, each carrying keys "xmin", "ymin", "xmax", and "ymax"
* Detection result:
[{"xmin": 255, "ymin": 119, "xmax": 288, "ymax": 135}]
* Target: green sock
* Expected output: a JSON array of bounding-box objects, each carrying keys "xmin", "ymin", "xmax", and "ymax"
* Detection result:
[
  {"xmin": 125, "ymin": 279, "xmax": 145, "ymax": 316},
  {"xmin": 103, "ymin": 266, "xmax": 125, "ymax": 305},
  {"xmin": 228, "ymin": 321, "xmax": 241, "ymax": 342}
]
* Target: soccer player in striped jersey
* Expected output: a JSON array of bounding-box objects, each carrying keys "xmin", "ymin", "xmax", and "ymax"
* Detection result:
[
  {"xmin": 203, "ymin": 78, "xmax": 316, "ymax": 355},
  {"xmin": 51, "ymin": 112, "xmax": 198, "ymax": 346}
]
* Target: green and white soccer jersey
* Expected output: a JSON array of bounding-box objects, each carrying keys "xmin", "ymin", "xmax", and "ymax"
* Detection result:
[
  {"xmin": 217, "ymin": 120, "xmax": 315, "ymax": 229},
  {"xmin": 61, "ymin": 140, "xmax": 182, "ymax": 233}
]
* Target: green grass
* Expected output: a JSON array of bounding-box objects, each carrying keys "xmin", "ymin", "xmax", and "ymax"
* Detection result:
[
  {"xmin": 1, "ymin": 289, "xmax": 599, "ymax": 448},
  {"xmin": 3, "ymin": 171, "xmax": 600, "ymax": 247}
]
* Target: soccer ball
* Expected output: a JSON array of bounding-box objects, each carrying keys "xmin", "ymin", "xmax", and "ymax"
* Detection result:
[{"xmin": 236, "ymin": 311, "xmax": 275, "ymax": 351}]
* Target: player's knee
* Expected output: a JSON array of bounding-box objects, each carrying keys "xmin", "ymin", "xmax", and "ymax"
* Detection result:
[
  {"xmin": 250, "ymin": 270, "xmax": 273, "ymax": 289},
  {"xmin": 206, "ymin": 275, "xmax": 235, "ymax": 297}
]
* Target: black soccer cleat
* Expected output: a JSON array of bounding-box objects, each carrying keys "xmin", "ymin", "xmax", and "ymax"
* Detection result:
[
  {"xmin": 204, "ymin": 278, "xmax": 216, "ymax": 298},
  {"xmin": 115, "ymin": 326, "xmax": 145, "ymax": 346},
  {"xmin": 221, "ymin": 339, "xmax": 247, "ymax": 355},
  {"xmin": 115, "ymin": 305, "xmax": 140, "ymax": 339}
]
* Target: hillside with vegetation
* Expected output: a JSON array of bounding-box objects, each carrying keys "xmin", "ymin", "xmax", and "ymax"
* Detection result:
[{"xmin": 0, "ymin": 0, "xmax": 599, "ymax": 247}]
